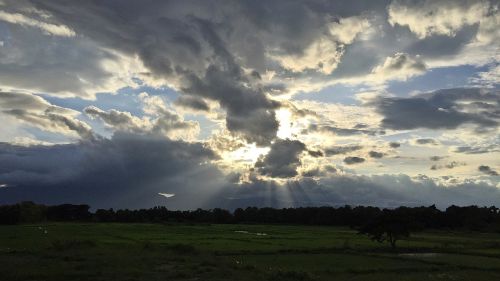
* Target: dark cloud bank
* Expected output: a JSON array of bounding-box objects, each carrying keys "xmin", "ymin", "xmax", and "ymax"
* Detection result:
[
  {"xmin": 0, "ymin": 121, "xmax": 468, "ymax": 210},
  {"xmin": 1, "ymin": 134, "xmax": 499, "ymax": 209},
  {"xmin": 0, "ymin": 133, "xmax": 224, "ymax": 209}
]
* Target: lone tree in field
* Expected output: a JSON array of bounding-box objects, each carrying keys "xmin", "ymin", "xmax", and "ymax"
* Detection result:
[{"xmin": 359, "ymin": 210, "xmax": 411, "ymax": 249}]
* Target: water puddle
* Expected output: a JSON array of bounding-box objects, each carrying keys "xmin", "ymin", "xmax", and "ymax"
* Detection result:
[{"xmin": 234, "ymin": 230, "xmax": 268, "ymax": 236}]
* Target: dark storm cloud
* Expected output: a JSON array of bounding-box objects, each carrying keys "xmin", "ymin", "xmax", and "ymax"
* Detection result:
[
  {"xmin": 255, "ymin": 139, "xmax": 306, "ymax": 178},
  {"xmin": 1, "ymin": 136, "xmax": 499, "ymax": 209},
  {"xmin": 181, "ymin": 65, "xmax": 280, "ymax": 145},
  {"xmin": 0, "ymin": 133, "xmax": 225, "ymax": 209},
  {"xmin": 478, "ymin": 165, "xmax": 499, "ymax": 176},
  {"xmin": 343, "ymin": 156, "xmax": 365, "ymax": 165},
  {"xmin": 27, "ymin": 0, "xmax": 300, "ymax": 145},
  {"xmin": 372, "ymin": 88, "xmax": 499, "ymax": 131},
  {"xmin": 368, "ymin": 151, "xmax": 384, "ymax": 159}
]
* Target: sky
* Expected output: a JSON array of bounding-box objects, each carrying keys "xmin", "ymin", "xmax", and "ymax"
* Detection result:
[{"xmin": 0, "ymin": 0, "xmax": 499, "ymax": 210}]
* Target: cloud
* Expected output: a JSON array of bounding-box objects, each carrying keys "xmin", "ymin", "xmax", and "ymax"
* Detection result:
[
  {"xmin": 0, "ymin": 91, "xmax": 93, "ymax": 139},
  {"xmin": 454, "ymin": 144, "xmax": 500, "ymax": 154},
  {"xmin": 307, "ymin": 150, "xmax": 324, "ymax": 158},
  {"xmin": 470, "ymin": 64, "xmax": 500, "ymax": 88},
  {"xmin": 0, "ymin": 0, "xmax": 493, "ymax": 102},
  {"xmin": 0, "ymin": 10, "xmax": 75, "ymax": 36},
  {"xmin": 255, "ymin": 139, "xmax": 306, "ymax": 178},
  {"xmin": 370, "ymin": 52, "xmax": 426, "ymax": 81},
  {"xmin": 386, "ymin": 0, "xmax": 499, "ymax": 68},
  {"xmin": 368, "ymin": 151, "xmax": 385, "ymax": 158},
  {"xmin": 84, "ymin": 106, "xmax": 148, "ymax": 133},
  {"xmin": 430, "ymin": 156, "xmax": 446, "ymax": 161},
  {"xmin": 0, "ymin": 0, "xmax": 497, "ymax": 210},
  {"xmin": 478, "ymin": 165, "xmax": 499, "ymax": 176},
  {"xmin": 28, "ymin": 0, "xmax": 337, "ymax": 145},
  {"xmin": 85, "ymin": 93, "xmax": 200, "ymax": 140},
  {"xmin": 324, "ymin": 145, "xmax": 363, "ymax": 156},
  {"xmin": 389, "ymin": 142, "xmax": 401, "ymax": 148},
  {"xmin": 272, "ymin": 35, "xmax": 344, "ymax": 74},
  {"xmin": 329, "ymin": 16, "xmax": 370, "ymax": 45},
  {"xmin": 0, "ymin": 10, "xmax": 138, "ymax": 99},
  {"xmin": 431, "ymin": 161, "xmax": 466, "ymax": 170},
  {"xmin": 372, "ymin": 88, "xmax": 499, "ymax": 131},
  {"xmin": 0, "ymin": 132, "xmax": 223, "ymax": 209},
  {"xmin": 24, "ymin": 0, "xmax": 441, "ymax": 144},
  {"xmin": 445, "ymin": 161, "xmax": 466, "ymax": 169},
  {"xmin": 388, "ymin": 0, "xmax": 491, "ymax": 39},
  {"xmin": 307, "ymin": 124, "xmax": 382, "ymax": 137},
  {"xmin": 221, "ymin": 174, "xmax": 500, "ymax": 209},
  {"xmin": 4, "ymin": 50, "xmax": 134, "ymax": 100},
  {"xmin": 174, "ymin": 95, "xmax": 210, "ymax": 112},
  {"xmin": 0, "ymin": 136, "xmax": 499, "ymax": 209},
  {"xmin": 415, "ymin": 138, "xmax": 439, "ymax": 146},
  {"xmin": 182, "ymin": 65, "xmax": 280, "ymax": 145},
  {"xmin": 343, "ymin": 156, "xmax": 365, "ymax": 165},
  {"xmin": 302, "ymin": 165, "xmax": 337, "ymax": 178},
  {"xmin": 268, "ymin": 15, "xmax": 368, "ymax": 74}
]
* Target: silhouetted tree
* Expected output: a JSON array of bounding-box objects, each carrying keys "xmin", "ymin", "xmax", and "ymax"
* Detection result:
[{"xmin": 359, "ymin": 209, "xmax": 411, "ymax": 249}]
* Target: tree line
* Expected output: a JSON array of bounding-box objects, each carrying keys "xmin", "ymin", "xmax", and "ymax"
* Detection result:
[{"xmin": 1, "ymin": 201, "xmax": 499, "ymax": 232}]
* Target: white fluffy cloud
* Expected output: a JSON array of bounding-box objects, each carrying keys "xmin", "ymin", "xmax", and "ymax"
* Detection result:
[
  {"xmin": 370, "ymin": 52, "xmax": 426, "ymax": 81},
  {"xmin": 388, "ymin": 0, "xmax": 491, "ymax": 39},
  {"xmin": 85, "ymin": 93, "xmax": 200, "ymax": 141},
  {"xmin": 0, "ymin": 91, "xmax": 93, "ymax": 139}
]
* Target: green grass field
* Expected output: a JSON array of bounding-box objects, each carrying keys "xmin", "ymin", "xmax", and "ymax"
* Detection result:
[{"xmin": 1, "ymin": 223, "xmax": 500, "ymax": 280}]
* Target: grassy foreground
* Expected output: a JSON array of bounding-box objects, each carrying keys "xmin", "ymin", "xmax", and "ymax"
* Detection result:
[{"xmin": 1, "ymin": 223, "xmax": 500, "ymax": 280}]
